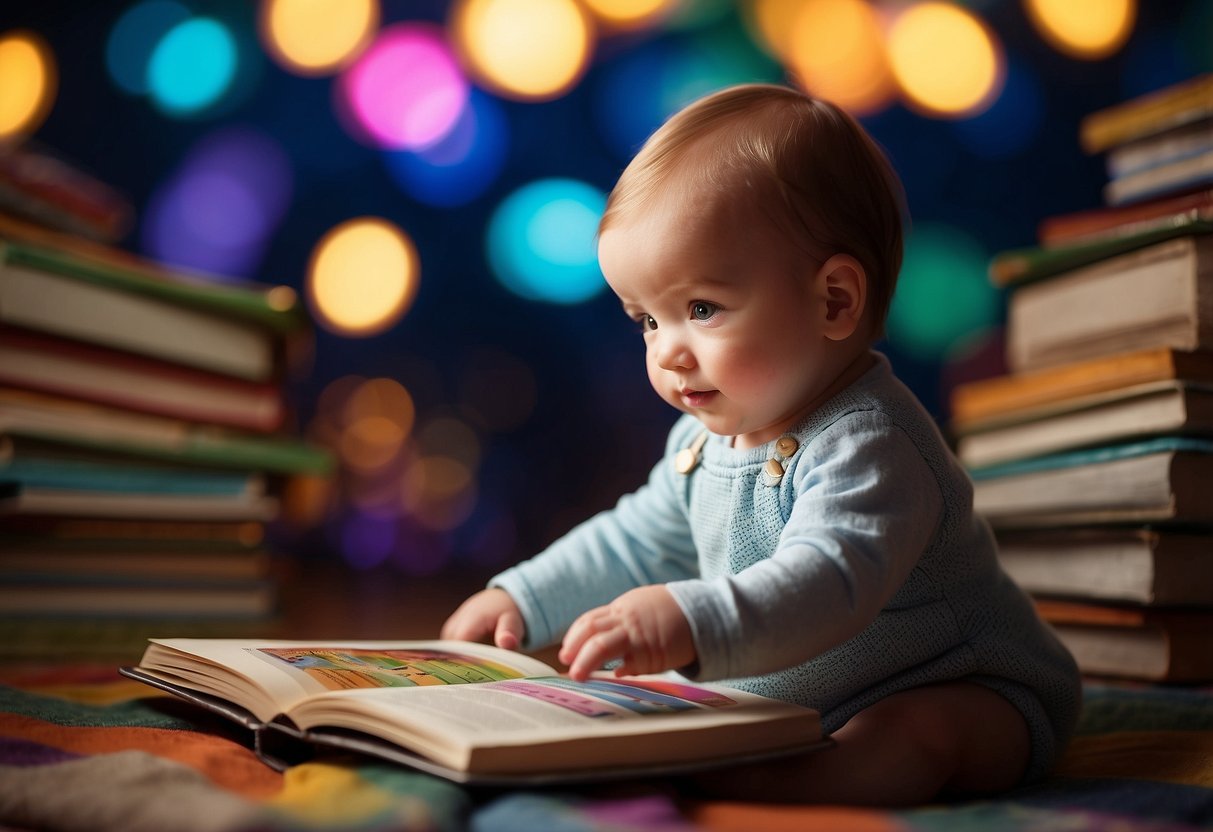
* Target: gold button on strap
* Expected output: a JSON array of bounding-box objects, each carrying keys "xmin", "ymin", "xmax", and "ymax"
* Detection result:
[
  {"xmin": 676, "ymin": 430, "xmax": 710, "ymax": 475},
  {"xmin": 763, "ymin": 434, "xmax": 799, "ymax": 487}
]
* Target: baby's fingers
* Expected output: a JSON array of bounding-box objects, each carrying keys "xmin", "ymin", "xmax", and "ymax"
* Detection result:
[
  {"xmin": 567, "ymin": 628, "xmax": 628, "ymax": 682},
  {"xmin": 559, "ymin": 607, "xmax": 611, "ymax": 666}
]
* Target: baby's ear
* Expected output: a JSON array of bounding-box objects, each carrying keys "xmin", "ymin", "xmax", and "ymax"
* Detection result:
[{"xmin": 814, "ymin": 254, "xmax": 867, "ymax": 341}]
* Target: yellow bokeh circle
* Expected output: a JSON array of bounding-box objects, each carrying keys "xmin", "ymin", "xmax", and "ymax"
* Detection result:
[
  {"xmin": 307, "ymin": 218, "xmax": 420, "ymax": 336},
  {"xmin": 1024, "ymin": 0, "xmax": 1135, "ymax": 60},
  {"xmin": 786, "ymin": 0, "xmax": 896, "ymax": 116},
  {"xmin": 259, "ymin": 0, "xmax": 379, "ymax": 76},
  {"xmin": 0, "ymin": 30, "xmax": 56, "ymax": 139},
  {"xmin": 582, "ymin": 0, "xmax": 676, "ymax": 29},
  {"xmin": 450, "ymin": 0, "xmax": 593, "ymax": 100},
  {"xmin": 887, "ymin": 2, "xmax": 1003, "ymax": 118}
]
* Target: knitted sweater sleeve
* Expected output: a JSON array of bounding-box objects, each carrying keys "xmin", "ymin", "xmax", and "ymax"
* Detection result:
[
  {"xmin": 489, "ymin": 416, "xmax": 702, "ymax": 650},
  {"xmin": 668, "ymin": 410, "xmax": 944, "ymax": 681}
]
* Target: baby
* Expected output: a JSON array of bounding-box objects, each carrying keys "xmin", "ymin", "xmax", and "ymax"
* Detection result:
[{"xmin": 443, "ymin": 84, "xmax": 1080, "ymax": 805}]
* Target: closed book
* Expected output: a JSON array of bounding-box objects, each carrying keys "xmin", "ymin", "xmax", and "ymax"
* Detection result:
[
  {"xmin": 1107, "ymin": 119, "xmax": 1213, "ymax": 179},
  {"xmin": 970, "ymin": 437, "xmax": 1213, "ymax": 528},
  {"xmin": 997, "ymin": 529, "xmax": 1212, "ymax": 606},
  {"xmin": 0, "ymin": 215, "xmax": 305, "ymax": 381},
  {"xmin": 1005, "ymin": 235, "xmax": 1213, "ymax": 373},
  {"xmin": 0, "ymin": 442, "xmax": 266, "ymax": 496},
  {"xmin": 1104, "ymin": 147, "xmax": 1213, "ymax": 205},
  {"xmin": 955, "ymin": 382, "xmax": 1213, "ymax": 468},
  {"xmin": 1036, "ymin": 188, "xmax": 1213, "ymax": 248},
  {"xmin": 0, "ymin": 545, "xmax": 271, "ymax": 583},
  {"xmin": 1080, "ymin": 74, "xmax": 1213, "ymax": 154},
  {"xmin": 0, "ymin": 484, "xmax": 279, "ymax": 521},
  {"xmin": 0, "ymin": 328, "xmax": 284, "ymax": 431},
  {"xmin": 0, "ymin": 577, "xmax": 276, "ymax": 618},
  {"xmin": 0, "ymin": 143, "xmax": 133, "ymax": 242},
  {"xmin": 989, "ymin": 217, "xmax": 1213, "ymax": 288},
  {"xmin": 949, "ymin": 347, "xmax": 1213, "ymax": 430},
  {"xmin": 1036, "ymin": 600, "xmax": 1213, "ymax": 683},
  {"xmin": 0, "ymin": 388, "xmax": 331, "ymax": 475}
]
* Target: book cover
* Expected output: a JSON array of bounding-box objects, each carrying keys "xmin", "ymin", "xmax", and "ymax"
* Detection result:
[
  {"xmin": 1004, "ymin": 235, "xmax": 1213, "ymax": 373},
  {"xmin": 996, "ymin": 529, "xmax": 1212, "ymax": 606},
  {"xmin": 0, "ymin": 328, "xmax": 284, "ymax": 431},
  {"xmin": 0, "ymin": 388, "xmax": 331, "ymax": 475},
  {"xmin": 1080, "ymin": 74, "xmax": 1213, "ymax": 154},
  {"xmin": 1035, "ymin": 600, "xmax": 1213, "ymax": 683},
  {"xmin": 0, "ymin": 577, "xmax": 276, "ymax": 618},
  {"xmin": 1104, "ymin": 148, "xmax": 1213, "ymax": 206},
  {"xmin": 1036, "ymin": 188, "xmax": 1213, "ymax": 248},
  {"xmin": 989, "ymin": 219, "xmax": 1213, "ymax": 288},
  {"xmin": 954, "ymin": 383, "xmax": 1213, "ymax": 468},
  {"xmin": 0, "ymin": 213, "xmax": 304, "ymax": 333},
  {"xmin": 0, "ymin": 142, "xmax": 134, "ymax": 242},
  {"xmin": 949, "ymin": 347, "xmax": 1213, "ymax": 430},
  {"xmin": 1107, "ymin": 119, "xmax": 1213, "ymax": 179},
  {"xmin": 970, "ymin": 437, "xmax": 1213, "ymax": 528}
]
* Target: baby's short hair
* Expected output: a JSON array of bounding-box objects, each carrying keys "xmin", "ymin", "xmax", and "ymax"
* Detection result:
[{"xmin": 600, "ymin": 84, "xmax": 906, "ymax": 335}]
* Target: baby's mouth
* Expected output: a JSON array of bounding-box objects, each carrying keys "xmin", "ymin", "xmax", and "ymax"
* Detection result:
[{"xmin": 680, "ymin": 389, "xmax": 718, "ymax": 408}]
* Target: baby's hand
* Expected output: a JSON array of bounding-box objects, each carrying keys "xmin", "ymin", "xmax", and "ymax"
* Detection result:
[
  {"xmin": 440, "ymin": 588, "xmax": 525, "ymax": 650},
  {"xmin": 559, "ymin": 585, "xmax": 696, "ymax": 682}
]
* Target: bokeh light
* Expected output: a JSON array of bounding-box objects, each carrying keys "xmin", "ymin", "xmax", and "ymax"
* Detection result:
[
  {"xmin": 417, "ymin": 416, "xmax": 482, "ymax": 470},
  {"xmin": 451, "ymin": 0, "xmax": 594, "ymax": 101},
  {"xmin": 106, "ymin": 1, "xmax": 190, "ymax": 95},
  {"xmin": 664, "ymin": 0, "xmax": 734, "ymax": 30},
  {"xmin": 307, "ymin": 218, "xmax": 420, "ymax": 335},
  {"xmin": 888, "ymin": 3, "xmax": 1003, "ymax": 118},
  {"xmin": 260, "ymin": 0, "xmax": 378, "ymax": 76},
  {"xmin": 594, "ymin": 26, "xmax": 781, "ymax": 160},
  {"xmin": 785, "ymin": 0, "xmax": 896, "ymax": 116},
  {"xmin": 487, "ymin": 178, "xmax": 607, "ymax": 304},
  {"xmin": 336, "ymin": 23, "xmax": 469, "ymax": 150},
  {"xmin": 142, "ymin": 127, "xmax": 293, "ymax": 278},
  {"xmin": 951, "ymin": 56, "xmax": 1044, "ymax": 159},
  {"xmin": 0, "ymin": 30, "xmax": 56, "ymax": 140},
  {"xmin": 583, "ymin": 0, "xmax": 677, "ymax": 29},
  {"xmin": 383, "ymin": 89, "xmax": 509, "ymax": 207},
  {"xmin": 744, "ymin": 0, "xmax": 804, "ymax": 60},
  {"xmin": 1025, "ymin": 0, "xmax": 1136, "ymax": 60},
  {"xmin": 147, "ymin": 16, "xmax": 239, "ymax": 115},
  {"xmin": 403, "ymin": 455, "xmax": 478, "ymax": 532},
  {"xmin": 886, "ymin": 223, "xmax": 1000, "ymax": 362}
]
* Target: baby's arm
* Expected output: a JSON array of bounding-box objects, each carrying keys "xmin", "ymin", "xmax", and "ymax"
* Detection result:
[
  {"xmin": 558, "ymin": 584, "xmax": 695, "ymax": 681},
  {"xmin": 441, "ymin": 588, "xmax": 525, "ymax": 650}
]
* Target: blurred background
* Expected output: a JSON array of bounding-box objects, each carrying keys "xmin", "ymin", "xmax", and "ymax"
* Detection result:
[{"xmin": 1, "ymin": 0, "xmax": 1209, "ymax": 604}]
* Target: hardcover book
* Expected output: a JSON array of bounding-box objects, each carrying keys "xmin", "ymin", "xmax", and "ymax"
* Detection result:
[{"xmin": 122, "ymin": 638, "xmax": 825, "ymax": 785}]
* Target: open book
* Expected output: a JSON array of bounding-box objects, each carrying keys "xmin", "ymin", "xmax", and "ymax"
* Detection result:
[{"xmin": 121, "ymin": 638, "xmax": 825, "ymax": 785}]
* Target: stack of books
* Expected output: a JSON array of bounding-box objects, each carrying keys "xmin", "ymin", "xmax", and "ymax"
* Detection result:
[
  {"xmin": 0, "ymin": 156, "xmax": 330, "ymax": 660},
  {"xmin": 950, "ymin": 75, "xmax": 1213, "ymax": 684}
]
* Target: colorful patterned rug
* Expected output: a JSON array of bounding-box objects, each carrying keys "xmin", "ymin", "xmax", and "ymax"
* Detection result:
[{"xmin": 1, "ymin": 666, "xmax": 1211, "ymax": 831}]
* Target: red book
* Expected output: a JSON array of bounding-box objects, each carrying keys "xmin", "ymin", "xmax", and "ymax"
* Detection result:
[{"xmin": 0, "ymin": 327, "xmax": 284, "ymax": 432}]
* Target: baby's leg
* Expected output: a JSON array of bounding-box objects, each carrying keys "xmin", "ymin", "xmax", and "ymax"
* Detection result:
[{"xmin": 686, "ymin": 681, "xmax": 1030, "ymax": 806}]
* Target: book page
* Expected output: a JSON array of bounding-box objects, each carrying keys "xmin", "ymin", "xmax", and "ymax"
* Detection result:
[
  {"xmin": 288, "ymin": 673, "xmax": 820, "ymax": 774},
  {"xmin": 138, "ymin": 639, "xmax": 559, "ymax": 722}
]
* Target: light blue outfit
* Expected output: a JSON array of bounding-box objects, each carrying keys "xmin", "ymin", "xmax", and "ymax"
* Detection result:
[{"xmin": 491, "ymin": 353, "xmax": 1080, "ymax": 781}]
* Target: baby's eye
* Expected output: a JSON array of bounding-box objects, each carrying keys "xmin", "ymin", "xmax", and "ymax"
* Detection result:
[
  {"xmin": 638, "ymin": 314, "xmax": 658, "ymax": 332},
  {"xmin": 690, "ymin": 301, "xmax": 719, "ymax": 321}
]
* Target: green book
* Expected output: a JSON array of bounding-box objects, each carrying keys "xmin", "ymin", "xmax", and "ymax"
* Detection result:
[
  {"xmin": 988, "ymin": 218, "xmax": 1213, "ymax": 288},
  {"xmin": 0, "ymin": 236, "xmax": 305, "ymax": 334}
]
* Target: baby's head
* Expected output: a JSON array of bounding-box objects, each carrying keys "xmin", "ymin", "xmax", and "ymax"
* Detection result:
[{"xmin": 600, "ymin": 83, "xmax": 906, "ymax": 339}]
